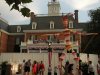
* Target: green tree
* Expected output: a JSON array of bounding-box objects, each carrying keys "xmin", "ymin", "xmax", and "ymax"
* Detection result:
[
  {"xmin": 84, "ymin": 7, "xmax": 100, "ymax": 54},
  {"xmin": 88, "ymin": 7, "xmax": 100, "ymax": 32},
  {"xmin": 5, "ymin": 0, "xmax": 33, "ymax": 17}
]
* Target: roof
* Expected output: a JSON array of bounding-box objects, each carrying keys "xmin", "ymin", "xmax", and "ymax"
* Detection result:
[
  {"xmin": 0, "ymin": 19, "xmax": 9, "ymax": 31},
  {"xmin": 8, "ymin": 15, "xmax": 74, "ymax": 33},
  {"xmin": 1, "ymin": 15, "xmax": 88, "ymax": 33},
  {"xmin": 74, "ymin": 22, "xmax": 88, "ymax": 31}
]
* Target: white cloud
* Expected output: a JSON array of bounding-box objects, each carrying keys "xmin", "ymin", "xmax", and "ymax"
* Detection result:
[
  {"xmin": 64, "ymin": 0, "xmax": 99, "ymax": 10},
  {"xmin": 0, "ymin": 0, "xmax": 100, "ymax": 24},
  {"xmin": 0, "ymin": 0, "xmax": 48, "ymax": 25}
]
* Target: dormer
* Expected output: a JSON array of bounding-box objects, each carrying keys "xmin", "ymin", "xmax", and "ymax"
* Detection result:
[
  {"xmin": 68, "ymin": 21, "xmax": 73, "ymax": 28},
  {"xmin": 32, "ymin": 22, "xmax": 37, "ymax": 29},
  {"xmin": 17, "ymin": 26, "xmax": 21, "ymax": 32},
  {"xmin": 50, "ymin": 21, "xmax": 54, "ymax": 29}
]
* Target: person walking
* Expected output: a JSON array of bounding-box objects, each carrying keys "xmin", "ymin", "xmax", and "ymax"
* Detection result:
[
  {"xmin": 63, "ymin": 61, "xmax": 69, "ymax": 75},
  {"xmin": 22, "ymin": 59, "xmax": 26, "ymax": 75}
]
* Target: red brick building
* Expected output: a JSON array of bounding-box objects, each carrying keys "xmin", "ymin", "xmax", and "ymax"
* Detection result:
[{"xmin": 0, "ymin": 0, "xmax": 83, "ymax": 53}]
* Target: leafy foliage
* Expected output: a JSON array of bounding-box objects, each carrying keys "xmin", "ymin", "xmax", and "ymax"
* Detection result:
[
  {"xmin": 21, "ymin": 0, "xmax": 32, "ymax": 3},
  {"xmin": 88, "ymin": 7, "xmax": 100, "ymax": 32},
  {"xmin": 5, "ymin": 0, "xmax": 33, "ymax": 17},
  {"xmin": 20, "ymin": 7, "xmax": 30, "ymax": 17},
  {"xmin": 82, "ymin": 7, "xmax": 100, "ymax": 54}
]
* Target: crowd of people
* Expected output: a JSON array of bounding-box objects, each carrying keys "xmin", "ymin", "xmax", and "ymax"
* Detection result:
[
  {"xmin": 19, "ymin": 59, "xmax": 100, "ymax": 75},
  {"xmin": 21, "ymin": 59, "xmax": 45, "ymax": 75},
  {"xmin": 61, "ymin": 60, "xmax": 100, "ymax": 75},
  {"xmin": 78, "ymin": 60, "xmax": 100, "ymax": 75}
]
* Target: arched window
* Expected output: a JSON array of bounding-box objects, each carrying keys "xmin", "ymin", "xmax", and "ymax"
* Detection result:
[
  {"xmin": 50, "ymin": 21, "xmax": 54, "ymax": 29},
  {"xmin": 32, "ymin": 22, "xmax": 37, "ymax": 29},
  {"xmin": 17, "ymin": 26, "xmax": 21, "ymax": 32}
]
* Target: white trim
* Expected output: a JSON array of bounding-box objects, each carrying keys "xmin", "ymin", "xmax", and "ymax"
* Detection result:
[
  {"xmin": 0, "ymin": 28, "xmax": 83, "ymax": 35},
  {"xmin": 0, "ymin": 29, "xmax": 9, "ymax": 34},
  {"xmin": 23, "ymin": 29, "xmax": 64, "ymax": 33},
  {"xmin": 9, "ymin": 33, "xmax": 24, "ymax": 35}
]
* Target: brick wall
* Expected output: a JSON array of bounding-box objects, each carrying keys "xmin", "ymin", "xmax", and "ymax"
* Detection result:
[
  {"xmin": 0, "ymin": 32, "xmax": 8, "ymax": 52},
  {"xmin": 7, "ymin": 35, "xmax": 15, "ymax": 52}
]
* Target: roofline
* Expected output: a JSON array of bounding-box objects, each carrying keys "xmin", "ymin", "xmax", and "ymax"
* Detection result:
[
  {"xmin": 0, "ymin": 28, "xmax": 83, "ymax": 35},
  {"xmin": 23, "ymin": 29, "xmax": 83, "ymax": 33},
  {"xmin": 9, "ymin": 33, "xmax": 24, "ymax": 35},
  {"xmin": 0, "ymin": 17, "xmax": 8, "ymax": 24},
  {"xmin": 23, "ymin": 29, "xmax": 65, "ymax": 33}
]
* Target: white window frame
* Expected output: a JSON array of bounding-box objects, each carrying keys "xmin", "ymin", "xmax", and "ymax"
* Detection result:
[
  {"xmin": 50, "ymin": 21, "xmax": 54, "ymax": 29},
  {"xmin": 17, "ymin": 26, "xmax": 21, "ymax": 32},
  {"xmin": 69, "ymin": 21, "xmax": 73, "ymax": 28},
  {"xmin": 32, "ymin": 22, "xmax": 37, "ymax": 29}
]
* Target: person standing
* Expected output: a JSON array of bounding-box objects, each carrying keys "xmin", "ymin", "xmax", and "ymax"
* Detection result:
[
  {"xmin": 48, "ymin": 65, "xmax": 52, "ymax": 75},
  {"xmin": 63, "ymin": 61, "xmax": 69, "ymax": 75},
  {"xmin": 24, "ymin": 59, "xmax": 31, "ymax": 75},
  {"xmin": 32, "ymin": 61, "xmax": 37, "ymax": 75},
  {"xmin": 40, "ymin": 61, "xmax": 45, "ymax": 75},
  {"xmin": 97, "ymin": 60, "xmax": 100, "ymax": 75},
  {"xmin": 54, "ymin": 66, "xmax": 58, "ymax": 75},
  {"xmin": 68, "ymin": 64, "xmax": 74, "ymax": 75},
  {"xmin": 88, "ymin": 61, "xmax": 94, "ymax": 75},
  {"xmin": 22, "ymin": 59, "xmax": 25, "ymax": 75}
]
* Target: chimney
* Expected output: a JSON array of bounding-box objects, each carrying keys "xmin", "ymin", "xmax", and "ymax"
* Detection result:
[
  {"xmin": 30, "ymin": 12, "xmax": 35, "ymax": 23},
  {"xmin": 74, "ymin": 10, "xmax": 78, "ymax": 23}
]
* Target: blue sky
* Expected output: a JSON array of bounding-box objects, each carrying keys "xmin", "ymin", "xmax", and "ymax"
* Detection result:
[{"xmin": 0, "ymin": 0, "xmax": 100, "ymax": 25}]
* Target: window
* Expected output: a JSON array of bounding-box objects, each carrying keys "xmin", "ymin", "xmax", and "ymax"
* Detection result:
[
  {"xmin": 48, "ymin": 35, "xmax": 55, "ymax": 41},
  {"xmin": 16, "ymin": 37, "xmax": 20, "ymax": 45},
  {"xmin": 50, "ymin": 21, "xmax": 54, "ymax": 29},
  {"xmin": 32, "ymin": 22, "xmax": 37, "ymax": 29},
  {"xmin": 17, "ymin": 26, "xmax": 21, "ymax": 32},
  {"xmin": 31, "ymin": 35, "xmax": 37, "ymax": 40},
  {"xmin": 69, "ymin": 21, "xmax": 73, "ymax": 28},
  {"xmin": 70, "ymin": 34, "xmax": 75, "ymax": 42}
]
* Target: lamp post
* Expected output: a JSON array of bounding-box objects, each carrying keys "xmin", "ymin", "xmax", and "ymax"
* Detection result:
[
  {"xmin": 48, "ymin": 42, "xmax": 52, "ymax": 66},
  {"xmin": 48, "ymin": 42, "xmax": 52, "ymax": 75}
]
